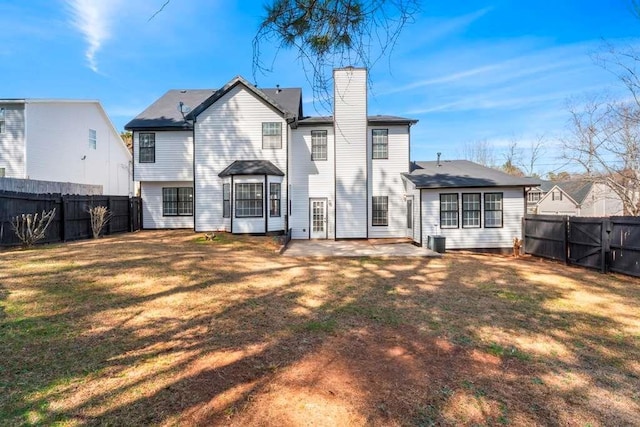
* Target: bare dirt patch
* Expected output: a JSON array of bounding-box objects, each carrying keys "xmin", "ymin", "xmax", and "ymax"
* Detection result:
[{"xmin": 1, "ymin": 230, "xmax": 639, "ymax": 425}]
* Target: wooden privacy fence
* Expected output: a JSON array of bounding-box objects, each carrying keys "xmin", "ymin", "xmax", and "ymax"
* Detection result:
[
  {"xmin": 0, "ymin": 191, "xmax": 141, "ymax": 247},
  {"xmin": 523, "ymin": 215, "xmax": 640, "ymax": 277}
]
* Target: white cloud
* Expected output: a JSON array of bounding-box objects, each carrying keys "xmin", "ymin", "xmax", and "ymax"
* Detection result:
[{"xmin": 66, "ymin": 0, "xmax": 122, "ymax": 72}]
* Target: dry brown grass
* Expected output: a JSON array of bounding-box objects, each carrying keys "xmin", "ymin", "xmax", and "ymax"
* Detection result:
[{"xmin": 0, "ymin": 230, "xmax": 639, "ymax": 426}]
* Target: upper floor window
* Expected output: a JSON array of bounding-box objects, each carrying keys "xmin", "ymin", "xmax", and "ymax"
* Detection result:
[
  {"xmin": 372, "ymin": 196, "xmax": 388, "ymax": 226},
  {"xmin": 462, "ymin": 193, "xmax": 481, "ymax": 228},
  {"xmin": 440, "ymin": 193, "xmax": 458, "ymax": 228},
  {"xmin": 484, "ymin": 193, "xmax": 503, "ymax": 228},
  {"xmin": 88, "ymin": 129, "xmax": 97, "ymax": 149},
  {"xmin": 139, "ymin": 133, "xmax": 156, "ymax": 163},
  {"xmin": 372, "ymin": 129, "xmax": 388, "ymax": 159},
  {"xmin": 162, "ymin": 187, "xmax": 193, "ymax": 216},
  {"xmin": 0, "ymin": 108, "xmax": 5, "ymax": 134},
  {"xmin": 527, "ymin": 191, "xmax": 541, "ymax": 202},
  {"xmin": 262, "ymin": 122, "xmax": 282, "ymax": 149},
  {"xmin": 311, "ymin": 130, "xmax": 327, "ymax": 160},
  {"xmin": 552, "ymin": 190, "xmax": 562, "ymax": 201}
]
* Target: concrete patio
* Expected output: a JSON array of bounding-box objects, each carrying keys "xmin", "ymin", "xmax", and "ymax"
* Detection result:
[{"xmin": 282, "ymin": 239, "xmax": 442, "ymax": 257}]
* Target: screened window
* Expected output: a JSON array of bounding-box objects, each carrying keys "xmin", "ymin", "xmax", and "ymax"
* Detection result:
[
  {"xmin": 311, "ymin": 130, "xmax": 327, "ymax": 160},
  {"xmin": 89, "ymin": 129, "xmax": 97, "ymax": 150},
  {"xmin": 162, "ymin": 187, "xmax": 193, "ymax": 216},
  {"xmin": 235, "ymin": 183, "xmax": 263, "ymax": 217},
  {"xmin": 462, "ymin": 193, "xmax": 481, "ymax": 228},
  {"xmin": 270, "ymin": 183, "xmax": 281, "ymax": 217},
  {"xmin": 372, "ymin": 129, "xmax": 388, "ymax": 159},
  {"xmin": 139, "ymin": 133, "xmax": 155, "ymax": 163},
  {"xmin": 440, "ymin": 194, "xmax": 459, "ymax": 228},
  {"xmin": 372, "ymin": 196, "xmax": 388, "ymax": 226},
  {"xmin": 0, "ymin": 108, "xmax": 5, "ymax": 134},
  {"xmin": 262, "ymin": 122, "xmax": 282, "ymax": 149},
  {"xmin": 222, "ymin": 183, "xmax": 230, "ymax": 218},
  {"xmin": 484, "ymin": 193, "xmax": 503, "ymax": 228}
]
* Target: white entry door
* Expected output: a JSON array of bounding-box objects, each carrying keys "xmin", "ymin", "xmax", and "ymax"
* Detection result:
[{"xmin": 310, "ymin": 198, "xmax": 327, "ymax": 239}]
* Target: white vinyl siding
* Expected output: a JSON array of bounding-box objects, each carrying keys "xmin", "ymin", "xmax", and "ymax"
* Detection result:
[
  {"xmin": 421, "ymin": 187, "xmax": 525, "ymax": 249},
  {"xmin": 334, "ymin": 67, "xmax": 368, "ymax": 238},
  {"xmin": 194, "ymin": 84, "xmax": 287, "ymax": 233},
  {"xmin": 141, "ymin": 181, "xmax": 194, "ymax": 229},
  {"xmin": 290, "ymin": 126, "xmax": 335, "ymax": 239},
  {"xmin": 134, "ymin": 131, "xmax": 192, "ymax": 181},
  {"xmin": 24, "ymin": 101, "xmax": 131, "ymax": 195},
  {"xmin": 0, "ymin": 103, "xmax": 26, "ymax": 178},
  {"xmin": 368, "ymin": 125, "xmax": 411, "ymax": 238}
]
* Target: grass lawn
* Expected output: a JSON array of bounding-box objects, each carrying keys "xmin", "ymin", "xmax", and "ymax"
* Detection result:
[{"xmin": 1, "ymin": 230, "xmax": 639, "ymax": 426}]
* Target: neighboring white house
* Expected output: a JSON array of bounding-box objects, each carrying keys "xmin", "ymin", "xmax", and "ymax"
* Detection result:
[
  {"xmin": 533, "ymin": 180, "xmax": 624, "ymax": 216},
  {"xmin": 0, "ymin": 99, "xmax": 132, "ymax": 195},
  {"xmin": 126, "ymin": 68, "xmax": 538, "ymax": 250}
]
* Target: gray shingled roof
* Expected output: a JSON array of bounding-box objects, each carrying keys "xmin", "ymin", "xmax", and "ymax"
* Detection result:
[
  {"xmin": 125, "ymin": 78, "xmax": 302, "ymax": 130},
  {"xmin": 125, "ymin": 89, "xmax": 215, "ymax": 129},
  {"xmin": 218, "ymin": 160, "xmax": 284, "ymax": 177},
  {"xmin": 297, "ymin": 115, "xmax": 417, "ymax": 125},
  {"xmin": 551, "ymin": 181, "xmax": 594, "ymax": 204},
  {"xmin": 404, "ymin": 160, "xmax": 541, "ymax": 189}
]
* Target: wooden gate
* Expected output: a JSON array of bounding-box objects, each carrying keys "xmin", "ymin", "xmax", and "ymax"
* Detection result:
[{"xmin": 568, "ymin": 217, "xmax": 609, "ymax": 272}]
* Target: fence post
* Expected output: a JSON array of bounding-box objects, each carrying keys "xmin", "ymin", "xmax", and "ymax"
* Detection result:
[
  {"xmin": 563, "ymin": 215, "xmax": 569, "ymax": 265},
  {"xmin": 601, "ymin": 219, "xmax": 611, "ymax": 273},
  {"xmin": 61, "ymin": 195, "xmax": 67, "ymax": 242},
  {"xmin": 107, "ymin": 197, "xmax": 113, "ymax": 235}
]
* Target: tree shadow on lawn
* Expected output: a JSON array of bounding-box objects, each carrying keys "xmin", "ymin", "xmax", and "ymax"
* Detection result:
[{"xmin": 1, "ymin": 232, "xmax": 639, "ymax": 425}]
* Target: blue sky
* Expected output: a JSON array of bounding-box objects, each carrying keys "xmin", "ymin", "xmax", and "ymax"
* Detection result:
[{"xmin": 2, "ymin": 0, "xmax": 639, "ymax": 176}]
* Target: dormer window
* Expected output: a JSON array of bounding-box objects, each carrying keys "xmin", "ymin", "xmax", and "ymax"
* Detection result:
[{"xmin": 262, "ymin": 122, "xmax": 282, "ymax": 149}]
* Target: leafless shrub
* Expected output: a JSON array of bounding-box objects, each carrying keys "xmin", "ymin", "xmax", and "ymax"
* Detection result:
[
  {"xmin": 88, "ymin": 206, "xmax": 112, "ymax": 239},
  {"xmin": 11, "ymin": 208, "xmax": 56, "ymax": 247}
]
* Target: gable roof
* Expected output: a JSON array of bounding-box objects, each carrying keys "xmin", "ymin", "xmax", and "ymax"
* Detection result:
[
  {"xmin": 125, "ymin": 78, "xmax": 303, "ymax": 130},
  {"xmin": 218, "ymin": 160, "xmax": 285, "ymax": 177},
  {"xmin": 125, "ymin": 89, "xmax": 216, "ymax": 130},
  {"xmin": 404, "ymin": 160, "xmax": 540, "ymax": 189},
  {"xmin": 187, "ymin": 76, "xmax": 301, "ymax": 121},
  {"xmin": 543, "ymin": 181, "xmax": 594, "ymax": 205}
]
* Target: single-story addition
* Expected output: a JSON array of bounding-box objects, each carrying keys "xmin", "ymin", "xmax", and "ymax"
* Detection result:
[
  {"xmin": 403, "ymin": 160, "xmax": 540, "ymax": 250},
  {"xmin": 126, "ymin": 67, "xmax": 539, "ymax": 251}
]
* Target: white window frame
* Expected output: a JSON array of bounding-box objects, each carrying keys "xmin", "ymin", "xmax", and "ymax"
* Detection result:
[
  {"xmin": 311, "ymin": 130, "xmax": 327, "ymax": 161},
  {"xmin": 440, "ymin": 193, "xmax": 459, "ymax": 229},
  {"xmin": 89, "ymin": 129, "xmax": 97, "ymax": 150},
  {"xmin": 372, "ymin": 129, "xmax": 388, "ymax": 159},
  {"xmin": 462, "ymin": 193, "xmax": 481, "ymax": 228},
  {"xmin": 262, "ymin": 122, "xmax": 282, "ymax": 149},
  {"xmin": 235, "ymin": 183, "xmax": 263, "ymax": 218},
  {"xmin": 484, "ymin": 192, "xmax": 503, "ymax": 228},
  {"xmin": 372, "ymin": 196, "xmax": 388, "ymax": 226}
]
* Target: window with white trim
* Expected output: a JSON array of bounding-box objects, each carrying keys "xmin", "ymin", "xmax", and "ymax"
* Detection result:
[
  {"xmin": 88, "ymin": 129, "xmax": 97, "ymax": 149},
  {"xmin": 372, "ymin": 196, "xmax": 388, "ymax": 226},
  {"xmin": 0, "ymin": 108, "xmax": 5, "ymax": 134},
  {"xmin": 552, "ymin": 190, "xmax": 562, "ymax": 201},
  {"xmin": 462, "ymin": 193, "xmax": 481, "ymax": 228},
  {"xmin": 270, "ymin": 183, "xmax": 281, "ymax": 217},
  {"xmin": 527, "ymin": 191, "xmax": 541, "ymax": 202},
  {"xmin": 440, "ymin": 194, "xmax": 458, "ymax": 228},
  {"xmin": 0, "ymin": 167, "xmax": 5, "ymax": 177},
  {"xmin": 262, "ymin": 122, "xmax": 282, "ymax": 149},
  {"xmin": 235, "ymin": 183, "xmax": 263, "ymax": 217},
  {"xmin": 484, "ymin": 193, "xmax": 503, "ymax": 228},
  {"xmin": 139, "ymin": 133, "xmax": 155, "ymax": 163},
  {"xmin": 372, "ymin": 129, "xmax": 388, "ymax": 159},
  {"xmin": 222, "ymin": 183, "xmax": 230, "ymax": 218},
  {"xmin": 162, "ymin": 187, "xmax": 193, "ymax": 216},
  {"xmin": 311, "ymin": 130, "xmax": 327, "ymax": 160}
]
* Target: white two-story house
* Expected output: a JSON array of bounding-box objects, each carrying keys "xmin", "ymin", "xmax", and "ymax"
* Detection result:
[
  {"xmin": 126, "ymin": 68, "xmax": 538, "ymax": 250},
  {"xmin": 0, "ymin": 99, "xmax": 132, "ymax": 195}
]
